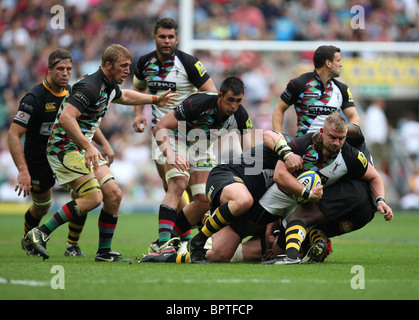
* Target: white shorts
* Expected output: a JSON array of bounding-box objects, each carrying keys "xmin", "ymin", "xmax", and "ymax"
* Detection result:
[
  {"xmin": 259, "ymin": 184, "xmax": 299, "ymax": 220},
  {"xmin": 151, "ymin": 135, "xmax": 216, "ymax": 173}
]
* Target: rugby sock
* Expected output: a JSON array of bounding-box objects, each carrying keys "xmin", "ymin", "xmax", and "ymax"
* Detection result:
[
  {"xmin": 308, "ymin": 228, "xmax": 328, "ymax": 245},
  {"xmin": 173, "ymin": 209, "xmax": 192, "ymax": 241},
  {"xmin": 285, "ymin": 219, "xmax": 307, "ymax": 260},
  {"xmin": 39, "ymin": 200, "xmax": 79, "ymax": 235},
  {"xmin": 23, "ymin": 209, "xmax": 41, "ymax": 236},
  {"xmin": 97, "ymin": 209, "xmax": 118, "ymax": 253},
  {"xmin": 67, "ymin": 214, "xmax": 87, "ymax": 245},
  {"xmin": 198, "ymin": 202, "xmax": 234, "ymax": 241},
  {"xmin": 175, "ymin": 252, "xmax": 190, "ymax": 263},
  {"xmin": 158, "ymin": 205, "xmax": 177, "ymax": 246}
]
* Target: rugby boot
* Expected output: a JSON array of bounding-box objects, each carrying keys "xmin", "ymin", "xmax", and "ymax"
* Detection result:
[
  {"xmin": 188, "ymin": 237, "xmax": 208, "ymax": 264},
  {"xmin": 25, "ymin": 227, "xmax": 49, "ymax": 260},
  {"xmin": 64, "ymin": 243, "xmax": 86, "ymax": 257},
  {"xmin": 139, "ymin": 247, "xmax": 177, "ymax": 263},
  {"xmin": 95, "ymin": 250, "xmax": 131, "ymax": 263},
  {"xmin": 261, "ymin": 254, "xmax": 301, "ymax": 265}
]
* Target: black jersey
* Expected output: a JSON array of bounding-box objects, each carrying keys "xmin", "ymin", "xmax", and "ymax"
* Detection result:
[
  {"xmin": 134, "ymin": 49, "xmax": 211, "ymax": 127},
  {"xmin": 281, "ymin": 70, "xmax": 355, "ymax": 135},
  {"xmin": 47, "ymin": 68, "xmax": 122, "ymax": 156},
  {"xmin": 13, "ymin": 80, "xmax": 69, "ymax": 159},
  {"xmin": 173, "ymin": 92, "xmax": 253, "ymax": 146},
  {"xmin": 288, "ymin": 132, "xmax": 368, "ymax": 186}
]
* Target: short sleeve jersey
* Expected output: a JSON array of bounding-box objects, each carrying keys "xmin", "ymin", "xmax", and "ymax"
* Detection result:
[
  {"xmin": 133, "ymin": 49, "xmax": 211, "ymax": 127},
  {"xmin": 280, "ymin": 70, "xmax": 355, "ymax": 135},
  {"xmin": 47, "ymin": 68, "xmax": 122, "ymax": 156},
  {"xmin": 288, "ymin": 132, "xmax": 368, "ymax": 186},
  {"xmin": 13, "ymin": 80, "xmax": 69, "ymax": 159},
  {"xmin": 172, "ymin": 92, "xmax": 253, "ymax": 147}
]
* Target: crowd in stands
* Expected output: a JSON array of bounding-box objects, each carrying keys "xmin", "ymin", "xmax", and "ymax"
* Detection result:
[{"xmin": 1, "ymin": 0, "xmax": 419, "ymax": 206}]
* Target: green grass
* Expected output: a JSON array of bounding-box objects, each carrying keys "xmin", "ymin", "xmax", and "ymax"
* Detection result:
[{"xmin": 0, "ymin": 210, "xmax": 418, "ymax": 300}]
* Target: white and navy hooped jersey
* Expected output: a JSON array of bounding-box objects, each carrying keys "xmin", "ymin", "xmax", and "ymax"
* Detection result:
[
  {"xmin": 134, "ymin": 49, "xmax": 211, "ymax": 127},
  {"xmin": 281, "ymin": 70, "xmax": 354, "ymax": 136},
  {"xmin": 288, "ymin": 132, "xmax": 368, "ymax": 186}
]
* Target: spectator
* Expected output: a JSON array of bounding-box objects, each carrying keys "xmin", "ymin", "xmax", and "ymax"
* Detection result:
[{"xmin": 363, "ymin": 99, "xmax": 390, "ymax": 172}]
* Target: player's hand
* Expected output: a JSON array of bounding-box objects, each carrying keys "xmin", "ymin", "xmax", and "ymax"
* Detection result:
[
  {"xmin": 285, "ymin": 153, "xmax": 303, "ymax": 173},
  {"xmin": 308, "ymin": 185, "xmax": 323, "ymax": 202},
  {"xmin": 155, "ymin": 89, "xmax": 178, "ymax": 107},
  {"xmin": 101, "ymin": 143, "xmax": 115, "ymax": 166},
  {"xmin": 167, "ymin": 153, "xmax": 189, "ymax": 172},
  {"xmin": 378, "ymin": 202, "xmax": 393, "ymax": 221},
  {"xmin": 84, "ymin": 145, "xmax": 103, "ymax": 171},
  {"xmin": 133, "ymin": 113, "xmax": 147, "ymax": 132},
  {"xmin": 15, "ymin": 169, "xmax": 31, "ymax": 197}
]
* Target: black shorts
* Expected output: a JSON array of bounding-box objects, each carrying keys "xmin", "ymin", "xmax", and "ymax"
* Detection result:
[
  {"xmin": 26, "ymin": 155, "xmax": 55, "ymax": 194},
  {"xmin": 206, "ymin": 164, "xmax": 246, "ymax": 211},
  {"xmin": 317, "ymin": 178, "xmax": 376, "ymax": 237}
]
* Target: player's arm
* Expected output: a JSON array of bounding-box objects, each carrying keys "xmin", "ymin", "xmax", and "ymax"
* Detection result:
[
  {"xmin": 59, "ymin": 103, "xmax": 104, "ymax": 171},
  {"xmin": 114, "ymin": 88, "xmax": 177, "ymax": 107},
  {"xmin": 152, "ymin": 110, "xmax": 189, "ymax": 172},
  {"xmin": 273, "ymin": 160, "xmax": 323, "ymax": 202},
  {"xmin": 263, "ymin": 130, "xmax": 303, "ymax": 173},
  {"xmin": 132, "ymin": 75, "xmax": 149, "ymax": 132},
  {"xmin": 343, "ymin": 106, "xmax": 360, "ymax": 126},
  {"xmin": 197, "ymin": 78, "xmax": 217, "ymax": 93},
  {"xmin": 272, "ymin": 98, "xmax": 291, "ymax": 132},
  {"xmin": 240, "ymin": 129, "xmax": 255, "ymax": 152},
  {"xmin": 7, "ymin": 123, "xmax": 31, "ymax": 197},
  {"xmin": 92, "ymin": 128, "xmax": 114, "ymax": 165},
  {"xmin": 361, "ymin": 164, "xmax": 393, "ymax": 221}
]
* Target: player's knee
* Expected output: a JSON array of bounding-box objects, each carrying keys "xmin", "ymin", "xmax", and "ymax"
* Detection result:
[
  {"xmin": 81, "ymin": 191, "xmax": 103, "ymax": 212},
  {"xmin": 102, "ymin": 182, "xmax": 123, "ymax": 204},
  {"xmin": 235, "ymin": 195, "xmax": 254, "ymax": 212},
  {"xmin": 208, "ymin": 248, "xmax": 233, "ymax": 263}
]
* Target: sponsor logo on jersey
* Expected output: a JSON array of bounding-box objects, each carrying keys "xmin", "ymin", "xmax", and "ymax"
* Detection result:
[
  {"xmin": 347, "ymin": 88, "xmax": 354, "ymax": 102},
  {"xmin": 357, "ymin": 151, "xmax": 368, "ymax": 168},
  {"xmin": 307, "ymin": 105, "xmax": 337, "ymax": 116},
  {"xmin": 148, "ymin": 81, "xmax": 177, "ymax": 91},
  {"xmin": 14, "ymin": 111, "xmax": 30, "ymax": 125},
  {"xmin": 45, "ymin": 102, "xmax": 57, "ymax": 112},
  {"xmin": 194, "ymin": 60, "xmax": 207, "ymax": 77}
]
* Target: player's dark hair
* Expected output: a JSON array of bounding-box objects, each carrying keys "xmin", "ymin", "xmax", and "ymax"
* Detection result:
[
  {"xmin": 48, "ymin": 48, "xmax": 72, "ymax": 70},
  {"xmin": 154, "ymin": 18, "xmax": 178, "ymax": 35},
  {"xmin": 313, "ymin": 45, "xmax": 341, "ymax": 69},
  {"xmin": 220, "ymin": 76, "xmax": 245, "ymax": 96}
]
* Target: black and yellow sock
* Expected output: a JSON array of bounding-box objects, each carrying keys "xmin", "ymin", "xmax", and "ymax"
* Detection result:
[
  {"xmin": 23, "ymin": 209, "xmax": 41, "ymax": 236},
  {"xmin": 285, "ymin": 220, "xmax": 306, "ymax": 260},
  {"xmin": 175, "ymin": 252, "xmax": 190, "ymax": 263},
  {"xmin": 308, "ymin": 228, "xmax": 328, "ymax": 245},
  {"xmin": 67, "ymin": 214, "xmax": 87, "ymax": 245},
  {"xmin": 200, "ymin": 202, "xmax": 234, "ymax": 239}
]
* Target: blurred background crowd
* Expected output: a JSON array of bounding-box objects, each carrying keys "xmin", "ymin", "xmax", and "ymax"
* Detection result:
[{"xmin": 1, "ymin": 0, "xmax": 419, "ymax": 210}]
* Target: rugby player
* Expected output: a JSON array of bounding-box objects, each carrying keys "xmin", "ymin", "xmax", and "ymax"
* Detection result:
[
  {"xmin": 25, "ymin": 44, "xmax": 177, "ymax": 261},
  {"xmin": 132, "ymin": 18, "xmax": 217, "ymax": 251}
]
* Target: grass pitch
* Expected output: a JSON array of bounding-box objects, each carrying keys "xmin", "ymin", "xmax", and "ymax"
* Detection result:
[{"xmin": 0, "ymin": 208, "xmax": 418, "ymax": 301}]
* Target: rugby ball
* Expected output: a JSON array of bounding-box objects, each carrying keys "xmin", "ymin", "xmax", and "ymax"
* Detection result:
[{"xmin": 296, "ymin": 170, "xmax": 322, "ymax": 203}]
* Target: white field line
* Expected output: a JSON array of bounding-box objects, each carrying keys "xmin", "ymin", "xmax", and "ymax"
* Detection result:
[
  {"xmin": 1, "ymin": 276, "xmax": 418, "ymax": 288},
  {"xmin": 0, "ymin": 277, "xmax": 50, "ymax": 287}
]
